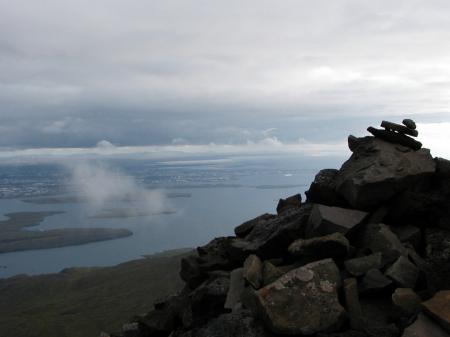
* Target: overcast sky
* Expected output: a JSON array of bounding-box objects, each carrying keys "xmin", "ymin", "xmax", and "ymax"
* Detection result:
[{"xmin": 1, "ymin": 0, "xmax": 450, "ymax": 157}]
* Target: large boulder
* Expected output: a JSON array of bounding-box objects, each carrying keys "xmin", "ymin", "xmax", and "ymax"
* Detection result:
[
  {"xmin": 306, "ymin": 204, "xmax": 368, "ymax": 237},
  {"xmin": 305, "ymin": 169, "xmax": 348, "ymax": 207},
  {"xmin": 288, "ymin": 232, "xmax": 350, "ymax": 259},
  {"xmin": 422, "ymin": 291, "xmax": 450, "ymax": 333},
  {"xmin": 242, "ymin": 206, "xmax": 312, "ymax": 258},
  {"xmin": 344, "ymin": 253, "xmax": 383, "ymax": 277},
  {"xmin": 359, "ymin": 269, "xmax": 393, "ymax": 295},
  {"xmin": 356, "ymin": 223, "xmax": 406, "ymax": 262},
  {"xmin": 335, "ymin": 136, "xmax": 436, "ymax": 210},
  {"xmin": 391, "ymin": 288, "xmax": 421, "ymax": 319},
  {"xmin": 243, "ymin": 255, "xmax": 263, "ymax": 289},
  {"xmin": 250, "ymin": 258, "xmax": 346, "ymax": 335},
  {"xmin": 402, "ymin": 313, "xmax": 449, "ymax": 337},
  {"xmin": 276, "ymin": 194, "xmax": 301, "ymax": 214},
  {"xmin": 385, "ymin": 256, "xmax": 419, "ymax": 288},
  {"xmin": 234, "ymin": 214, "xmax": 276, "ymax": 238},
  {"xmin": 186, "ymin": 309, "xmax": 274, "ymax": 337},
  {"xmin": 424, "ymin": 227, "xmax": 450, "ymax": 292},
  {"xmin": 224, "ymin": 268, "xmax": 245, "ymax": 311}
]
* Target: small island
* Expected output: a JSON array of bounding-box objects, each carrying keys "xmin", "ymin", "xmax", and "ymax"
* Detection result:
[{"xmin": 0, "ymin": 212, "xmax": 132, "ymax": 254}]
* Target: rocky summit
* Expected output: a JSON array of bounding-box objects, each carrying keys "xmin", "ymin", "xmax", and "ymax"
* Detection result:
[{"xmin": 107, "ymin": 120, "xmax": 450, "ymax": 337}]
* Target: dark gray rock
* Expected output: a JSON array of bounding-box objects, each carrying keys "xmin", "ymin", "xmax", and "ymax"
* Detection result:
[
  {"xmin": 306, "ymin": 204, "xmax": 368, "ymax": 237},
  {"xmin": 367, "ymin": 127, "xmax": 422, "ymax": 150},
  {"xmin": 385, "ymin": 256, "xmax": 419, "ymax": 288},
  {"xmin": 276, "ymin": 194, "xmax": 301, "ymax": 214},
  {"xmin": 425, "ymin": 228, "xmax": 450, "ymax": 291},
  {"xmin": 234, "ymin": 214, "xmax": 276, "ymax": 238},
  {"xmin": 305, "ymin": 169, "xmax": 348, "ymax": 207},
  {"xmin": 381, "ymin": 120, "xmax": 418, "ymax": 137},
  {"xmin": 335, "ymin": 136, "xmax": 435, "ymax": 210},
  {"xmin": 288, "ymin": 232, "xmax": 350, "ymax": 259},
  {"xmin": 392, "ymin": 225, "xmax": 421, "ymax": 251},
  {"xmin": 359, "ymin": 269, "xmax": 393, "ymax": 295},
  {"xmin": 344, "ymin": 278, "xmax": 364, "ymax": 330},
  {"xmin": 344, "ymin": 253, "xmax": 383, "ymax": 277},
  {"xmin": 357, "ymin": 223, "xmax": 406, "ymax": 262},
  {"xmin": 402, "ymin": 313, "xmax": 449, "ymax": 337},
  {"xmin": 250, "ymin": 258, "xmax": 346, "ymax": 335},
  {"xmin": 243, "ymin": 206, "xmax": 312, "ymax": 258},
  {"xmin": 435, "ymin": 157, "xmax": 450, "ymax": 178},
  {"xmin": 189, "ymin": 309, "xmax": 274, "ymax": 337},
  {"xmin": 422, "ymin": 290, "xmax": 450, "ymax": 333},
  {"xmin": 317, "ymin": 331, "xmax": 367, "ymax": 337},
  {"xmin": 243, "ymin": 255, "xmax": 263, "ymax": 289},
  {"xmin": 224, "ymin": 268, "xmax": 245, "ymax": 311},
  {"xmin": 180, "ymin": 237, "xmax": 249, "ymax": 288},
  {"xmin": 188, "ymin": 276, "xmax": 230, "ymax": 327},
  {"xmin": 391, "ymin": 288, "xmax": 421, "ymax": 319},
  {"xmin": 122, "ymin": 323, "xmax": 141, "ymax": 337},
  {"xmin": 261, "ymin": 261, "xmax": 284, "ymax": 286},
  {"xmin": 402, "ymin": 119, "xmax": 417, "ymax": 130}
]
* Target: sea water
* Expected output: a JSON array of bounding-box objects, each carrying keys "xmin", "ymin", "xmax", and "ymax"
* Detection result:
[{"xmin": 0, "ymin": 156, "xmax": 341, "ymax": 278}]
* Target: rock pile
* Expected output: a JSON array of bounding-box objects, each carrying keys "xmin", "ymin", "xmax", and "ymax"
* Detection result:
[
  {"xmin": 108, "ymin": 121, "xmax": 450, "ymax": 337},
  {"xmin": 367, "ymin": 119, "xmax": 422, "ymax": 150}
]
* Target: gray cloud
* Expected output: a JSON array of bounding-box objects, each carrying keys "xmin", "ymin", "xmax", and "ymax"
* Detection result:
[{"xmin": 1, "ymin": 0, "xmax": 450, "ymax": 148}]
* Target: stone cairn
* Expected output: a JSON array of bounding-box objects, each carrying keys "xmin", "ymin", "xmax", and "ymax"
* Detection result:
[
  {"xmin": 367, "ymin": 119, "xmax": 421, "ymax": 151},
  {"xmin": 108, "ymin": 120, "xmax": 450, "ymax": 337}
]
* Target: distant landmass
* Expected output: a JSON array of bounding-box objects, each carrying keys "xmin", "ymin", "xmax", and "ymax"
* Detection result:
[{"xmin": 0, "ymin": 212, "xmax": 132, "ymax": 254}]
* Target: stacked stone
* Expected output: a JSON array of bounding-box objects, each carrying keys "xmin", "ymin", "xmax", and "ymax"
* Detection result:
[
  {"xmin": 367, "ymin": 119, "xmax": 422, "ymax": 150},
  {"xmin": 110, "ymin": 132, "xmax": 450, "ymax": 337}
]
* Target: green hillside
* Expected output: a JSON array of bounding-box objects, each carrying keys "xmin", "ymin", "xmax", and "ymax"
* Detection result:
[{"xmin": 0, "ymin": 249, "xmax": 192, "ymax": 337}]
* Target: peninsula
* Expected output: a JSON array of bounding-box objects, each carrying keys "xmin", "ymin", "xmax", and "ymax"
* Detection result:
[{"xmin": 0, "ymin": 211, "xmax": 132, "ymax": 254}]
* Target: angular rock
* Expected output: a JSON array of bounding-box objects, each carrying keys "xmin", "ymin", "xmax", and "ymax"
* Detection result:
[
  {"xmin": 122, "ymin": 323, "xmax": 140, "ymax": 337},
  {"xmin": 317, "ymin": 331, "xmax": 366, "ymax": 337},
  {"xmin": 435, "ymin": 157, "xmax": 450, "ymax": 178},
  {"xmin": 188, "ymin": 275, "xmax": 230, "ymax": 326},
  {"xmin": 402, "ymin": 313, "xmax": 449, "ymax": 337},
  {"xmin": 402, "ymin": 119, "xmax": 417, "ymax": 130},
  {"xmin": 359, "ymin": 297, "xmax": 399, "ymax": 336},
  {"xmin": 359, "ymin": 269, "xmax": 393, "ymax": 295},
  {"xmin": 305, "ymin": 169, "xmax": 348, "ymax": 207},
  {"xmin": 306, "ymin": 204, "xmax": 368, "ymax": 237},
  {"xmin": 180, "ymin": 237, "xmax": 249, "ymax": 288},
  {"xmin": 261, "ymin": 261, "xmax": 284, "ymax": 286},
  {"xmin": 289, "ymin": 232, "xmax": 350, "ymax": 259},
  {"xmin": 344, "ymin": 278, "xmax": 364, "ymax": 330},
  {"xmin": 357, "ymin": 223, "xmax": 406, "ymax": 262},
  {"xmin": 243, "ymin": 255, "xmax": 263, "ymax": 289},
  {"xmin": 251, "ymin": 258, "xmax": 346, "ymax": 335},
  {"xmin": 392, "ymin": 288, "xmax": 421, "ymax": 319},
  {"xmin": 243, "ymin": 206, "xmax": 312, "ymax": 258},
  {"xmin": 189, "ymin": 309, "xmax": 274, "ymax": 337},
  {"xmin": 234, "ymin": 214, "xmax": 276, "ymax": 238},
  {"xmin": 392, "ymin": 225, "xmax": 421, "ymax": 251},
  {"xmin": 402, "ymin": 314, "xmax": 450, "ymax": 337},
  {"xmin": 425, "ymin": 228, "xmax": 450, "ymax": 291},
  {"xmin": 224, "ymin": 268, "xmax": 245, "ymax": 311},
  {"xmin": 367, "ymin": 127, "xmax": 422, "ymax": 151},
  {"xmin": 276, "ymin": 194, "xmax": 301, "ymax": 214},
  {"xmin": 422, "ymin": 291, "xmax": 450, "ymax": 333},
  {"xmin": 385, "ymin": 256, "xmax": 419, "ymax": 288},
  {"xmin": 344, "ymin": 253, "xmax": 383, "ymax": 277},
  {"xmin": 335, "ymin": 136, "xmax": 435, "ymax": 210},
  {"xmin": 381, "ymin": 120, "xmax": 419, "ymax": 137}
]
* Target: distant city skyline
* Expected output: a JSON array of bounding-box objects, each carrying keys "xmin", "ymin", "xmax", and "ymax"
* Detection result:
[{"xmin": 1, "ymin": 0, "xmax": 449, "ymax": 157}]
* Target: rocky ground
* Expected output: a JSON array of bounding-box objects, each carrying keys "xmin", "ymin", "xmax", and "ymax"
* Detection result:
[{"xmin": 107, "ymin": 121, "xmax": 450, "ymax": 337}]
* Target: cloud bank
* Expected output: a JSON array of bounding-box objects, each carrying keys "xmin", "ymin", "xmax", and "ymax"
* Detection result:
[{"xmin": 0, "ymin": 0, "xmax": 450, "ymax": 148}]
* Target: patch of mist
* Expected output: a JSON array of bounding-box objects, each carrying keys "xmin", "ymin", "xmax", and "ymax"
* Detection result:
[{"xmin": 67, "ymin": 161, "xmax": 171, "ymax": 217}]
